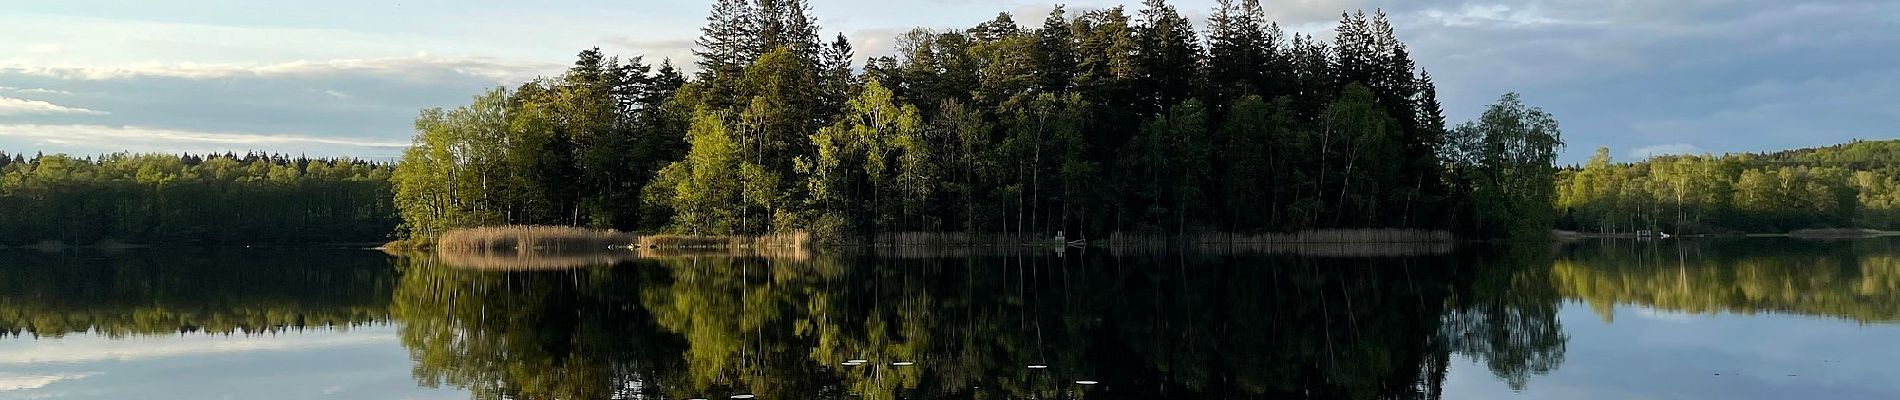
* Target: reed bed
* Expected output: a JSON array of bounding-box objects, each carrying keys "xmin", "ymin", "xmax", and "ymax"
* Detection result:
[
  {"xmin": 631, "ymin": 246, "xmax": 812, "ymax": 260},
  {"xmin": 435, "ymin": 225, "xmax": 635, "ymax": 252},
  {"xmin": 851, "ymin": 245, "xmax": 1077, "ymax": 258},
  {"xmin": 1129, "ymin": 241, "xmax": 1454, "ymax": 257},
  {"xmin": 849, "ymin": 232, "xmax": 1072, "ymax": 247},
  {"xmin": 633, "ymin": 231, "xmax": 811, "ymax": 249},
  {"xmin": 1789, "ymin": 228, "xmax": 1898, "ymax": 238},
  {"xmin": 1103, "ymin": 229, "xmax": 1456, "ymax": 256},
  {"xmin": 1107, "ymin": 229, "xmax": 1453, "ymax": 245},
  {"xmin": 434, "ymin": 249, "xmax": 643, "ymax": 270}
]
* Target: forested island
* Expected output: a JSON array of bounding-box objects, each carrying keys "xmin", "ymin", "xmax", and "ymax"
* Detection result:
[
  {"xmin": 1, "ymin": 0, "xmax": 1895, "ymax": 247},
  {"xmin": 386, "ymin": 0, "xmax": 1562, "ymax": 246}
]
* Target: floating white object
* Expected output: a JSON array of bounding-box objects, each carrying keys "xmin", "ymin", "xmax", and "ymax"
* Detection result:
[
  {"xmin": 1076, "ymin": 380, "xmax": 1099, "ymax": 385},
  {"xmin": 731, "ymin": 395, "xmax": 756, "ymax": 399},
  {"xmin": 891, "ymin": 362, "xmax": 915, "ymax": 366},
  {"xmin": 846, "ymin": 359, "xmax": 868, "ymax": 363},
  {"xmin": 1027, "ymin": 365, "xmax": 1049, "ymax": 369}
]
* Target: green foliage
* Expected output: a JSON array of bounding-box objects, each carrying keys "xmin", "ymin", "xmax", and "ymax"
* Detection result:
[
  {"xmin": 668, "ymin": 109, "xmax": 746, "ymax": 234},
  {"xmin": 0, "ymin": 152, "xmax": 394, "ymax": 245},
  {"xmin": 803, "ymin": 80, "xmax": 928, "ymax": 233},
  {"xmin": 1556, "ymin": 139, "xmax": 1900, "ymax": 233},
  {"xmin": 5, "ymin": 1, "xmax": 1575, "ymax": 244},
  {"xmin": 1446, "ymin": 93, "xmax": 1565, "ymax": 238},
  {"xmin": 388, "ymin": 0, "xmax": 1558, "ymax": 242},
  {"xmin": 392, "ymin": 49, "xmax": 680, "ymax": 239}
]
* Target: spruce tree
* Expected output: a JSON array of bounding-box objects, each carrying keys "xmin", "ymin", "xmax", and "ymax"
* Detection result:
[
  {"xmin": 1133, "ymin": 0, "xmax": 1203, "ymax": 116},
  {"xmin": 694, "ymin": 0, "xmax": 755, "ymax": 80},
  {"xmin": 1033, "ymin": 6, "xmax": 1076, "ymax": 94}
]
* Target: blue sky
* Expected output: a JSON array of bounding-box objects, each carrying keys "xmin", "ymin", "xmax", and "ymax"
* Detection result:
[{"xmin": 0, "ymin": 0, "xmax": 1893, "ymax": 163}]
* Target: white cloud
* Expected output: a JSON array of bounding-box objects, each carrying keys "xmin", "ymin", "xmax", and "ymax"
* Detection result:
[
  {"xmin": 324, "ymin": 89, "xmax": 350, "ymax": 99},
  {"xmin": 1, "ymin": 55, "xmax": 554, "ymax": 84},
  {"xmin": 1418, "ymin": 3, "xmax": 1599, "ymax": 28},
  {"xmin": 0, "ymin": 97, "xmax": 107, "ymax": 116},
  {"xmin": 15, "ymin": 88, "xmax": 73, "ymax": 95},
  {"xmin": 0, "ymin": 332, "xmax": 393, "ymax": 365},
  {"xmin": 1632, "ymin": 307, "xmax": 1702, "ymax": 322},
  {"xmin": 0, "ymin": 124, "xmax": 407, "ymax": 150},
  {"xmin": 1628, "ymin": 143, "xmax": 1704, "ymax": 160},
  {"xmin": 0, "ymin": 373, "xmax": 97, "ymax": 391}
]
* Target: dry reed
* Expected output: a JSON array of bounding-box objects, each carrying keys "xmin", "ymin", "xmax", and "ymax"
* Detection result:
[
  {"xmin": 435, "ymin": 225, "xmax": 636, "ymax": 252},
  {"xmin": 633, "ymin": 231, "xmax": 811, "ymax": 249},
  {"xmin": 851, "ymin": 232, "xmax": 1071, "ymax": 247},
  {"xmin": 434, "ymin": 249, "xmax": 643, "ymax": 270}
]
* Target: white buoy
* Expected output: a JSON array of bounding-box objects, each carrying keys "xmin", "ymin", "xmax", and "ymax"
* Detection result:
[
  {"xmin": 1076, "ymin": 380, "xmax": 1099, "ymax": 385},
  {"xmin": 846, "ymin": 359, "xmax": 868, "ymax": 364},
  {"xmin": 892, "ymin": 361, "xmax": 915, "ymax": 366},
  {"xmin": 1027, "ymin": 365, "xmax": 1049, "ymax": 369},
  {"xmin": 731, "ymin": 395, "xmax": 756, "ymax": 399}
]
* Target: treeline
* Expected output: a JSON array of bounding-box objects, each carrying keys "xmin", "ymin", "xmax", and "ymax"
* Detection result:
[
  {"xmin": 1556, "ymin": 140, "xmax": 1900, "ymax": 234},
  {"xmin": 395, "ymin": 0, "xmax": 1563, "ymax": 241},
  {"xmin": 0, "ymin": 152, "xmax": 397, "ymax": 245}
]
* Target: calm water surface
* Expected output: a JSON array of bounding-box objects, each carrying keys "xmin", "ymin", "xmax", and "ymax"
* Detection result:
[{"xmin": 2, "ymin": 238, "xmax": 1897, "ymax": 399}]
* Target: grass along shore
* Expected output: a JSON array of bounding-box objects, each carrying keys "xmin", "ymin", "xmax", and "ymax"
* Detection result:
[
  {"xmin": 398, "ymin": 226, "xmax": 1461, "ymax": 252},
  {"xmin": 1553, "ymin": 228, "xmax": 1900, "ymax": 240}
]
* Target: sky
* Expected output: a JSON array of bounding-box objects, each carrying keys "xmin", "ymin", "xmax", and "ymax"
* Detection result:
[{"xmin": 0, "ymin": 0, "xmax": 1893, "ymax": 164}]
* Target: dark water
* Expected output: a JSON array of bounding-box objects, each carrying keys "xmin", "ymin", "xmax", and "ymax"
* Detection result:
[{"xmin": 3, "ymin": 238, "xmax": 1898, "ymax": 399}]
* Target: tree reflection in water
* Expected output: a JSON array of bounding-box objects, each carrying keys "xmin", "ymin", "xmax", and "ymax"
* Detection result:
[
  {"xmin": 1553, "ymin": 238, "xmax": 1900, "ymax": 323},
  {"xmin": 393, "ymin": 244, "xmax": 1569, "ymax": 400},
  {"xmin": 10, "ymin": 239, "xmax": 1897, "ymax": 398}
]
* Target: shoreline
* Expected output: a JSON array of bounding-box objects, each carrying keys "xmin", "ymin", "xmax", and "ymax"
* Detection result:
[
  {"xmin": 8, "ymin": 228, "xmax": 1896, "ymax": 253},
  {"xmin": 1554, "ymin": 228, "xmax": 1900, "ymax": 240}
]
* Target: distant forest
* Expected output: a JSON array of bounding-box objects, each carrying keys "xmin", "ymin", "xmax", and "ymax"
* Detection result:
[
  {"xmin": 1557, "ymin": 140, "xmax": 1900, "ymax": 234},
  {"xmin": 0, "ymin": 152, "xmax": 396, "ymax": 245},
  {"xmin": 389, "ymin": 0, "xmax": 1563, "ymax": 243}
]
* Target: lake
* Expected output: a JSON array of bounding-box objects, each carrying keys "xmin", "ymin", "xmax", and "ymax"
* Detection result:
[{"xmin": 2, "ymin": 238, "xmax": 1897, "ymax": 399}]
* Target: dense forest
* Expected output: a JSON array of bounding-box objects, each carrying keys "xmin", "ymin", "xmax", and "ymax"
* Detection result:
[
  {"xmin": 1556, "ymin": 140, "xmax": 1900, "ymax": 234},
  {"xmin": 0, "ymin": 152, "xmax": 397, "ymax": 245},
  {"xmin": 391, "ymin": 0, "xmax": 1563, "ymax": 243}
]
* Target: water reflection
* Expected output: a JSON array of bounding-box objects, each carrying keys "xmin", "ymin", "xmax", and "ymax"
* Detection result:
[
  {"xmin": 1554, "ymin": 239, "xmax": 1900, "ymax": 323},
  {"xmin": 0, "ymin": 248, "xmax": 393, "ymax": 337},
  {"xmin": 392, "ymin": 247, "xmax": 1563, "ymax": 399},
  {"xmin": 1, "ymin": 239, "xmax": 1896, "ymax": 399}
]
